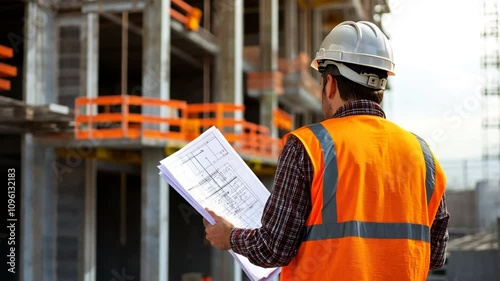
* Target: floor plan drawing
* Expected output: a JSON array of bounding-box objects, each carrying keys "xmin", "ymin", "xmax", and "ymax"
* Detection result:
[
  {"xmin": 158, "ymin": 126, "xmax": 280, "ymax": 281},
  {"xmin": 159, "ymin": 127, "xmax": 270, "ymax": 229}
]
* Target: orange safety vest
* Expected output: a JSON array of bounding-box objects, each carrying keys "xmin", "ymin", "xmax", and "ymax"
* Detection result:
[{"xmin": 280, "ymin": 115, "xmax": 446, "ymax": 281}]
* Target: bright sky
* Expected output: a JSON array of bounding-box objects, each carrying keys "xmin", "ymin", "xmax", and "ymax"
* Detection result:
[{"xmin": 381, "ymin": 0, "xmax": 483, "ymax": 162}]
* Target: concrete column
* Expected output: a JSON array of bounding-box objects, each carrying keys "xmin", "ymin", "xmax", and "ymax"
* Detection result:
[
  {"xmin": 312, "ymin": 9, "xmax": 323, "ymax": 57},
  {"xmin": 299, "ymin": 9, "xmax": 311, "ymax": 57},
  {"xmin": 284, "ymin": 0, "xmax": 298, "ymax": 62},
  {"xmin": 81, "ymin": 12, "xmax": 99, "ymax": 114},
  {"xmin": 76, "ymin": 10, "xmax": 99, "ymax": 281},
  {"xmin": 142, "ymin": 0, "xmax": 170, "ymax": 131},
  {"xmin": 141, "ymin": 148, "xmax": 169, "ymax": 281},
  {"xmin": 213, "ymin": 0, "xmax": 243, "ymax": 120},
  {"xmin": 211, "ymin": 1, "xmax": 244, "ymax": 279},
  {"xmin": 21, "ymin": 3, "xmax": 58, "ymax": 281},
  {"xmin": 41, "ymin": 148, "xmax": 57, "ymax": 281},
  {"xmin": 141, "ymin": 1, "xmax": 170, "ymax": 279},
  {"xmin": 259, "ymin": 0, "xmax": 279, "ymax": 139},
  {"xmin": 81, "ymin": 160, "xmax": 97, "ymax": 281},
  {"xmin": 311, "ymin": 9, "xmax": 323, "ymax": 82},
  {"xmin": 21, "ymin": 134, "xmax": 43, "ymax": 281}
]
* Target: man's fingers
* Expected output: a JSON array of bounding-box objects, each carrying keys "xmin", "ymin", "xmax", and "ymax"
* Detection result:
[
  {"xmin": 203, "ymin": 217, "xmax": 211, "ymax": 227},
  {"xmin": 206, "ymin": 209, "xmax": 222, "ymax": 222}
]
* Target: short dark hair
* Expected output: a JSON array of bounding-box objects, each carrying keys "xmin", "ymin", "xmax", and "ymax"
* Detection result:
[{"xmin": 320, "ymin": 62, "xmax": 388, "ymax": 104}]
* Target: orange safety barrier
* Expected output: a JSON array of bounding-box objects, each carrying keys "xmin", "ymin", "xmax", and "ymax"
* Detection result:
[
  {"xmin": 278, "ymin": 53, "xmax": 311, "ymax": 74},
  {"xmin": 247, "ymin": 71, "xmax": 284, "ymax": 96},
  {"xmin": 171, "ymin": 0, "xmax": 202, "ymax": 31},
  {"xmin": 75, "ymin": 95, "xmax": 187, "ymax": 141},
  {"xmin": 184, "ymin": 103, "xmax": 282, "ymax": 158},
  {"xmin": 0, "ymin": 78, "xmax": 10, "ymax": 91},
  {"xmin": 0, "ymin": 63, "xmax": 17, "ymax": 77},
  {"xmin": 74, "ymin": 95, "xmax": 283, "ymax": 158},
  {"xmin": 279, "ymin": 52, "xmax": 322, "ymax": 100},
  {"xmin": 273, "ymin": 108, "xmax": 293, "ymax": 131},
  {"xmin": 184, "ymin": 103, "xmax": 245, "ymax": 141},
  {"xmin": 0, "ymin": 45, "xmax": 16, "ymax": 92},
  {"xmin": 238, "ymin": 122, "xmax": 282, "ymax": 158},
  {"xmin": 0, "ymin": 45, "xmax": 13, "ymax": 59}
]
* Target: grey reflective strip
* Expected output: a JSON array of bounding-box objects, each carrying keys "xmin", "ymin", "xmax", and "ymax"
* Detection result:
[
  {"xmin": 304, "ymin": 124, "xmax": 431, "ymax": 243},
  {"xmin": 415, "ymin": 135, "xmax": 436, "ymax": 204},
  {"xmin": 307, "ymin": 123, "xmax": 338, "ymax": 223},
  {"xmin": 305, "ymin": 221, "xmax": 430, "ymax": 242}
]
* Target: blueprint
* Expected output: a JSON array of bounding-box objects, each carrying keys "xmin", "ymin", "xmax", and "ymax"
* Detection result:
[{"xmin": 158, "ymin": 126, "xmax": 281, "ymax": 281}]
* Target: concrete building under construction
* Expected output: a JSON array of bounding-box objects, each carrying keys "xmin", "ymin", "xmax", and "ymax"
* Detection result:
[{"xmin": 0, "ymin": 0, "xmax": 390, "ymax": 280}]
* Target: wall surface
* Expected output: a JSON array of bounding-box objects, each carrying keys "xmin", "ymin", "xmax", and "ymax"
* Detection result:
[
  {"xmin": 446, "ymin": 190, "xmax": 477, "ymax": 231},
  {"xmin": 476, "ymin": 181, "xmax": 500, "ymax": 231},
  {"xmin": 447, "ymin": 250, "xmax": 498, "ymax": 281}
]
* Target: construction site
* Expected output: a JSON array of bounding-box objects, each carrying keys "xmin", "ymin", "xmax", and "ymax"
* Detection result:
[{"xmin": 0, "ymin": 0, "xmax": 498, "ymax": 281}]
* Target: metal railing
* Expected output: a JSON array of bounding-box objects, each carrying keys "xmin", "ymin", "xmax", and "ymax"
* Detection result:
[
  {"xmin": 171, "ymin": 0, "xmax": 202, "ymax": 31},
  {"xmin": 0, "ymin": 45, "xmax": 17, "ymax": 91},
  {"xmin": 75, "ymin": 95, "xmax": 286, "ymax": 158}
]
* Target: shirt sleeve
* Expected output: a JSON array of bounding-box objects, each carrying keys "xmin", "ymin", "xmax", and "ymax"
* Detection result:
[
  {"xmin": 229, "ymin": 135, "xmax": 313, "ymax": 268},
  {"xmin": 429, "ymin": 194, "xmax": 450, "ymax": 270}
]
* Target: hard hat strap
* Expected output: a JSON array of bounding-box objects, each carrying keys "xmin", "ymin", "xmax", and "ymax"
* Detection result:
[{"xmin": 320, "ymin": 60, "xmax": 387, "ymax": 90}]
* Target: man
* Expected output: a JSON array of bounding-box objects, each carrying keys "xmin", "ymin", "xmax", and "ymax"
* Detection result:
[{"xmin": 204, "ymin": 21, "xmax": 449, "ymax": 281}]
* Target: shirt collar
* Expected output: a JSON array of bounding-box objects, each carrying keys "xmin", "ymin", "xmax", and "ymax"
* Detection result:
[{"xmin": 332, "ymin": 99, "xmax": 386, "ymax": 119}]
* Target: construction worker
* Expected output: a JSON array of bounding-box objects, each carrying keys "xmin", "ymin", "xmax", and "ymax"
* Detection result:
[{"xmin": 204, "ymin": 21, "xmax": 449, "ymax": 280}]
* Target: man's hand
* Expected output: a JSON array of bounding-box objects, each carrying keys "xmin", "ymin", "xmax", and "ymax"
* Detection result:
[{"xmin": 203, "ymin": 208, "xmax": 234, "ymax": 251}]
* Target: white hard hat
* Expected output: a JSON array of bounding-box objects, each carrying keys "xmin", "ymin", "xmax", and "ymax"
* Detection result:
[{"xmin": 311, "ymin": 21, "xmax": 395, "ymax": 90}]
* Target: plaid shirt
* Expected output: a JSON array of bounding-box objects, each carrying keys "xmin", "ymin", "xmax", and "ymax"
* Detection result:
[{"xmin": 230, "ymin": 100, "xmax": 450, "ymax": 270}]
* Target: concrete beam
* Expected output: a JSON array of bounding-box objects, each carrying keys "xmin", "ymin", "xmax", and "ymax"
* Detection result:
[
  {"xmin": 171, "ymin": 20, "xmax": 219, "ymax": 56},
  {"xmin": 141, "ymin": 148, "xmax": 169, "ymax": 281},
  {"xmin": 259, "ymin": 0, "xmax": 279, "ymax": 138},
  {"xmin": 82, "ymin": 0, "xmax": 145, "ymax": 13}
]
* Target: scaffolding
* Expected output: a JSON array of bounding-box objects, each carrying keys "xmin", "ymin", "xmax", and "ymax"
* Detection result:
[{"xmin": 481, "ymin": 0, "xmax": 500, "ymax": 179}]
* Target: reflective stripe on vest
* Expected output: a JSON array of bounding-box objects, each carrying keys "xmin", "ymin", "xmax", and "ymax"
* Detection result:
[
  {"xmin": 304, "ymin": 123, "xmax": 434, "ymax": 243},
  {"xmin": 414, "ymin": 135, "xmax": 436, "ymax": 204}
]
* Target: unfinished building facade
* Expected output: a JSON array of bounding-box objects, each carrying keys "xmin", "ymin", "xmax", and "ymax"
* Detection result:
[{"xmin": 0, "ymin": 0, "xmax": 389, "ymax": 280}]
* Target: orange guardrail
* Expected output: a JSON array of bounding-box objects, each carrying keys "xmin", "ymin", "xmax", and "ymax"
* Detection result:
[
  {"xmin": 0, "ymin": 79, "xmax": 10, "ymax": 91},
  {"xmin": 75, "ymin": 95, "xmax": 283, "ymax": 158},
  {"xmin": 273, "ymin": 108, "xmax": 293, "ymax": 131},
  {"xmin": 0, "ymin": 63, "xmax": 18, "ymax": 77},
  {"xmin": 184, "ymin": 102, "xmax": 245, "ymax": 141},
  {"xmin": 0, "ymin": 45, "xmax": 13, "ymax": 59},
  {"xmin": 247, "ymin": 71, "xmax": 284, "ymax": 96},
  {"xmin": 75, "ymin": 95, "xmax": 187, "ymax": 140},
  {"xmin": 171, "ymin": 0, "xmax": 202, "ymax": 31},
  {"xmin": 184, "ymin": 103, "xmax": 281, "ymax": 158},
  {"xmin": 239, "ymin": 122, "xmax": 282, "ymax": 158},
  {"xmin": 0, "ymin": 45, "xmax": 16, "ymax": 91}
]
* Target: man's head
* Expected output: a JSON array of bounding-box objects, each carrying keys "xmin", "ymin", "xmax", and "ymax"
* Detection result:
[{"xmin": 311, "ymin": 21, "xmax": 395, "ymax": 118}]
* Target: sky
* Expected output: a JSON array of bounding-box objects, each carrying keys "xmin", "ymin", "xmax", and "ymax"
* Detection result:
[
  {"xmin": 381, "ymin": 0, "xmax": 484, "ymax": 162},
  {"xmin": 377, "ymin": 0, "xmax": 500, "ymax": 188}
]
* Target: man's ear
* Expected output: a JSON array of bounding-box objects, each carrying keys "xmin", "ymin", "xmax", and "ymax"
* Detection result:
[{"xmin": 327, "ymin": 74, "xmax": 337, "ymax": 99}]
